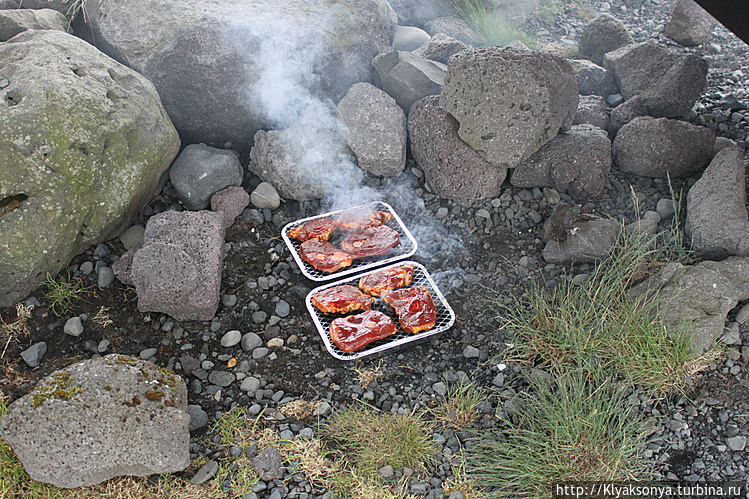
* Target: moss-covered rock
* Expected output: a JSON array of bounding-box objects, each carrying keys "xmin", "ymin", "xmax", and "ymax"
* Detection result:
[
  {"xmin": 0, "ymin": 30, "xmax": 180, "ymax": 306},
  {"xmin": 0, "ymin": 354, "xmax": 189, "ymax": 488}
]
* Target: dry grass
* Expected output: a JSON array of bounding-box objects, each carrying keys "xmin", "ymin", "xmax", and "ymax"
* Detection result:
[
  {"xmin": 91, "ymin": 306, "xmax": 113, "ymax": 328},
  {"xmin": 443, "ymin": 452, "xmax": 485, "ymax": 499},
  {"xmin": 277, "ymin": 399, "xmax": 319, "ymax": 420},
  {"xmin": 1, "ymin": 303, "xmax": 32, "ymax": 359},
  {"xmin": 353, "ymin": 359, "xmax": 384, "ymax": 389}
]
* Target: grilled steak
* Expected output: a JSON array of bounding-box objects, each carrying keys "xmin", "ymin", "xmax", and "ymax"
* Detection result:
[
  {"xmin": 329, "ymin": 310, "xmax": 396, "ymax": 352},
  {"xmin": 382, "ymin": 286, "xmax": 437, "ymax": 334},
  {"xmin": 359, "ymin": 264, "xmax": 415, "ymax": 297},
  {"xmin": 336, "ymin": 208, "xmax": 393, "ymax": 231},
  {"xmin": 288, "ymin": 217, "xmax": 336, "ymax": 242},
  {"xmin": 340, "ymin": 225, "xmax": 400, "ymax": 259},
  {"xmin": 312, "ymin": 285, "xmax": 373, "ymax": 314},
  {"xmin": 299, "ymin": 239, "xmax": 353, "ymax": 273}
]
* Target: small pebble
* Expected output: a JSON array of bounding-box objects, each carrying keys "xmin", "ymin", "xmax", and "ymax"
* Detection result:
[
  {"xmin": 221, "ymin": 330, "xmax": 242, "ymax": 348},
  {"xmin": 64, "ymin": 317, "xmax": 84, "ymax": 337}
]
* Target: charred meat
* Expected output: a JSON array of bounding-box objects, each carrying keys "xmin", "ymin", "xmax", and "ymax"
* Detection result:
[
  {"xmin": 288, "ymin": 217, "xmax": 337, "ymax": 242},
  {"xmin": 311, "ymin": 285, "xmax": 373, "ymax": 314},
  {"xmin": 336, "ymin": 208, "xmax": 393, "ymax": 231},
  {"xmin": 359, "ymin": 264, "xmax": 414, "ymax": 297},
  {"xmin": 329, "ymin": 310, "xmax": 397, "ymax": 352},
  {"xmin": 382, "ymin": 286, "xmax": 437, "ymax": 334},
  {"xmin": 340, "ymin": 225, "xmax": 400, "ymax": 259},
  {"xmin": 299, "ymin": 239, "xmax": 353, "ymax": 273}
]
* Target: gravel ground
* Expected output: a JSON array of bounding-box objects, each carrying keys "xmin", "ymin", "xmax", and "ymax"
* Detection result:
[{"xmin": 2, "ymin": 0, "xmax": 749, "ymax": 497}]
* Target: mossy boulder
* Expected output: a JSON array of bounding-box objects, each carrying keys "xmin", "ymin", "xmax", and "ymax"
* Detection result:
[
  {"xmin": 0, "ymin": 355, "xmax": 189, "ymax": 488},
  {"xmin": 0, "ymin": 30, "xmax": 180, "ymax": 306},
  {"xmin": 85, "ymin": 0, "xmax": 397, "ymax": 153}
]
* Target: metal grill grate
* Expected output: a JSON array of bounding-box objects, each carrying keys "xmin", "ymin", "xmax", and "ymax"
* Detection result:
[
  {"xmin": 305, "ymin": 261, "xmax": 456, "ymax": 360},
  {"xmin": 281, "ymin": 201, "xmax": 418, "ymax": 282}
]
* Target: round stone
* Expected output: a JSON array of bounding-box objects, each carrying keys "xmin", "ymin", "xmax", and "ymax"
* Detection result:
[
  {"xmin": 241, "ymin": 332, "xmax": 263, "ymax": 352},
  {"xmin": 274, "ymin": 300, "xmax": 290, "ymax": 318},
  {"xmin": 97, "ymin": 267, "xmax": 115, "ymax": 288},
  {"xmin": 240, "ymin": 376, "xmax": 261, "ymax": 393},
  {"xmin": 220, "ymin": 330, "xmax": 242, "ymax": 348},
  {"xmin": 187, "ymin": 404, "xmax": 208, "ymax": 431},
  {"xmin": 139, "ymin": 347, "xmax": 157, "ymax": 360},
  {"xmin": 120, "ymin": 225, "xmax": 145, "ymax": 251},
  {"xmin": 250, "ymin": 182, "xmax": 281, "ymax": 210},
  {"xmin": 208, "ymin": 370, "xmax": 235, "ymax": 387},
  {"xmin": 64, "ymin": 316, "xmax": 84, "ymax": 337}
]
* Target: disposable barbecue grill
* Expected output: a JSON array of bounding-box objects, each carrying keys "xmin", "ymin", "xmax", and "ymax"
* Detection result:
[
  {"xmin": 282, "ymin": 201, "xmax": 418, "ymax": 281},
  {"xmin": 306, "ymin": 261, "xmax": 456, "ymax": 360}
]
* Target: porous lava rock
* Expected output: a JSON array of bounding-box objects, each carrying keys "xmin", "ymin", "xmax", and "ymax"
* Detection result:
[
  {"xmin": 408, "ymin": 95, "xmax": 506, "ymax": 205},
  {"xmin": 612, "ymin": 116, "xmax": 714, "ymax": 178},
  {"xmin": 578, "ymin": 14, "xmax": 634, "ymax": 66},
  {"xmin": 440, "ymin": 46, "xmax": 578, "ymax": 168},
  {"xmin": 603, "ymin": 40, "xmax": 708, "ymax": 118},
  {"xmin": 0, "ymin": 355, "xmax": 189, "ymax": 488},
  {"xmin": 0, "ymin": 8, "xmax": 68, "ymax": 41}
]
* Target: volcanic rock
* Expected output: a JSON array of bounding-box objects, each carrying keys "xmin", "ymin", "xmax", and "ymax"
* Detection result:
[
  {"xmin": 0, "ymin": 8, "xmax": 68, "ymax": 41},
  {"xmin": 603, "ymin": 40, "xmax": 708, "ymax": 118},
  {"xmin": 686, "ymin": 146, "xmax": 749, "ymax": 259},
  {"xmin": 440, "ymin": 46, "xmax": 578, "ymax": 168},
  {"xmin": 393, "ymin": 25, "xmax": 431, "ymax": 51},
  {"xmin": 511, "ymin": 125, "xmax": 612, "ymax": 203},
  {"xmin": 170, "ymin": 144, "xmax": 243, "ymax": 210},
  {"xmin": 608, "ymin": 95, "xmax": 648, "ymax": 137},
  {"xmin": 84, "ymin": 0, "xmax": 397, "ymax": 153},
  {"xmin": 337, "ymin": 82, "xmax": 407, "ymax": 177},
  {"xmin": 569, "ymin": 59, "xmax": 619, "ymax": 98},
  {"xmin": 423, "ymin": 16, "xmax": 481, "ymax": 46},
  {"xmin": 573, "ymin": 95, "xmax": 610, "ymax": 131},
  {"xmin": 612, "ymin": 116, "xmax": 714, "ymax": 178},
  {"xmin": 0, "ymin": 355, "xmax": 189, "ymax": 488},
  {"xmin": 210, "ymin": 185, "xmax": 250, "ymax": 228},
  {"xmin": 578, "ymin": 14, "xmax": 634, "ymax": 66},
  {"xmin": 415, "ymin": 33, "xmax": 470, "ymax": 65},
  {"xmin": 0, "ymin": 30, "xmax": 179, "ymax": 307},
  {"xmin": 664, "ymin": 0, "xmax": 716, "ymax": 46},
  {"xmin": 408, "ymin": 95, "xmax": 506, "ymax": 205},
  {"xmin": 373, "ymin": 51, "xmax": 446, "ymax": 113}
]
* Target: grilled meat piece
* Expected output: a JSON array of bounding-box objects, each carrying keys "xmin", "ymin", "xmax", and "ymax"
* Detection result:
[
  {"xmin": 312, "ymin": 285, "xmax": 373, "ymax": 314},
  {"xmin": 288, "ymin": 217, "xmax": 336, "ymax": 242},
  {"xmin": 336, "ymin": 208, "xmax": 393, "ymax": 231},
  {"xmin": 359, "ymin": 264, "xmax": 415, "ymax": 297},
  {"xmin": 329, "ymin": 310, "xmax": 396, "ymax": 352},
  {"xmin": 299, "ymin": 239, "xmax": 353, "ymax": 273},
  {"xmin": 340, "ymin": 225, "xmax": 400, "ymax": 259},
  {"xmin": 382, "ymin": 286, "xmax": 437, "ymax": 334}
]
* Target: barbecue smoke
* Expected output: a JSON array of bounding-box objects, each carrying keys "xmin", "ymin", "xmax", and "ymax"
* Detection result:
[{"xmin": 228, "ymin": 6, "xmax": 466, "ymax": 293}]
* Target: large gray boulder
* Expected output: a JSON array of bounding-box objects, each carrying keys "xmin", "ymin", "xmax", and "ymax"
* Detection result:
[
  {"xmin": 603, "ymin": 40, "xmax": 708, "ymax": 118},
  {"xmin": 578, "ymin": 14, "xmax": 634, "ymax": 66},
  {"xmin": 664, "ymin": 0, "xmax": 716, "ymax": 46},
  {"xmin": 440, "ymin": 46, "xmax": 578, "ymax": 169},
  {"xmin": 337, "ymin": 82, "xmax": 406, "ymax": 177},
  {"xmin": 0, "ymin": 30, "xmax": 179, "ymax": 307},
  {"xmin": 169, "ymin": 144, "xmax": 244, "ymax": 210},
  {"xmin": 0, "ymin": 0, "xmax": 79, "ymax": 19},
  {"xmin": 0, "ymin": 355, "xmax": 189, "ymax": 488},
  {"xmin": 0, "ymin": 8, "xmax": 68, "ymax": 41},
  {"xmin": 128, "ymin": 210, "xmax": 226, "ymax": 321},
  {"xmin": 373, "ymin": 51, "xmax": 446, "ymax": 113},
  {"xmin": 630, "ymin": 258, "xmax": 749, "ymax": 353},
  {"xmin": 84, "ymin": 0, "xmax": 397, "ymax": 153},
  {"xmin": 393, "ymin": 25, "xmax": 431, "ymax": 52},
  {"xmin": 386, "ymin": 0, "xmax": 453, "ymax": 27},
  {"xmin": 686, "ymin": 146, "xmax": 749, "ymax": 260},
  {"xmin": 248, "ymin": 115, "xmax": 358, "ymax": 201},
  {"xmin": 612, "ymin": 116, "xmax": 714, "ymax": 178},
  {"xmin": 511, "ymin": 125, "xmax": 611, "ymax": 203},
  {"xmin": 569, "ymin": 59, "xmax": 618, "ymax": 98},
  {"xmin": 408, "ymin": 95, "xmax": 506, "ymax": 206}
]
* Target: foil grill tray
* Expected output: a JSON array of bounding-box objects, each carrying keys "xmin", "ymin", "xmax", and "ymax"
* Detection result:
[
  {"xmin": 281, "ymin": 201, "xmax": 418, "ymax": 282},
  {"xmin": 305, "ymin": 261, "xmax": 456, "ymax": 361}
]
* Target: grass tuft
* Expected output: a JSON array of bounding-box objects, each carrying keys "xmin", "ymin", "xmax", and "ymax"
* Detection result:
[
  {"xmin": 1, "ymin": 303, "xmax": 32, "ymax": 359},
  {"xmin": 321, "ymin": 404, "xmax": 436, "ymax": 476},
  {"xmin": 429, "ymin": 381, "xmax": 485, "ymax": 430},
  {"xmin": 43, "ymin": 271, "xmax": 95, "ymax": 317},
  {"xmin": 495, "ymin": 220, "xmax": 718, "ymax": 396},
  {"xmin": 451, "ymin": 0, "xmax": 537, "ymax": 47},
  {"xmin": 468, "ymin": 374, "xmax": 648, "ymax": 498}
]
